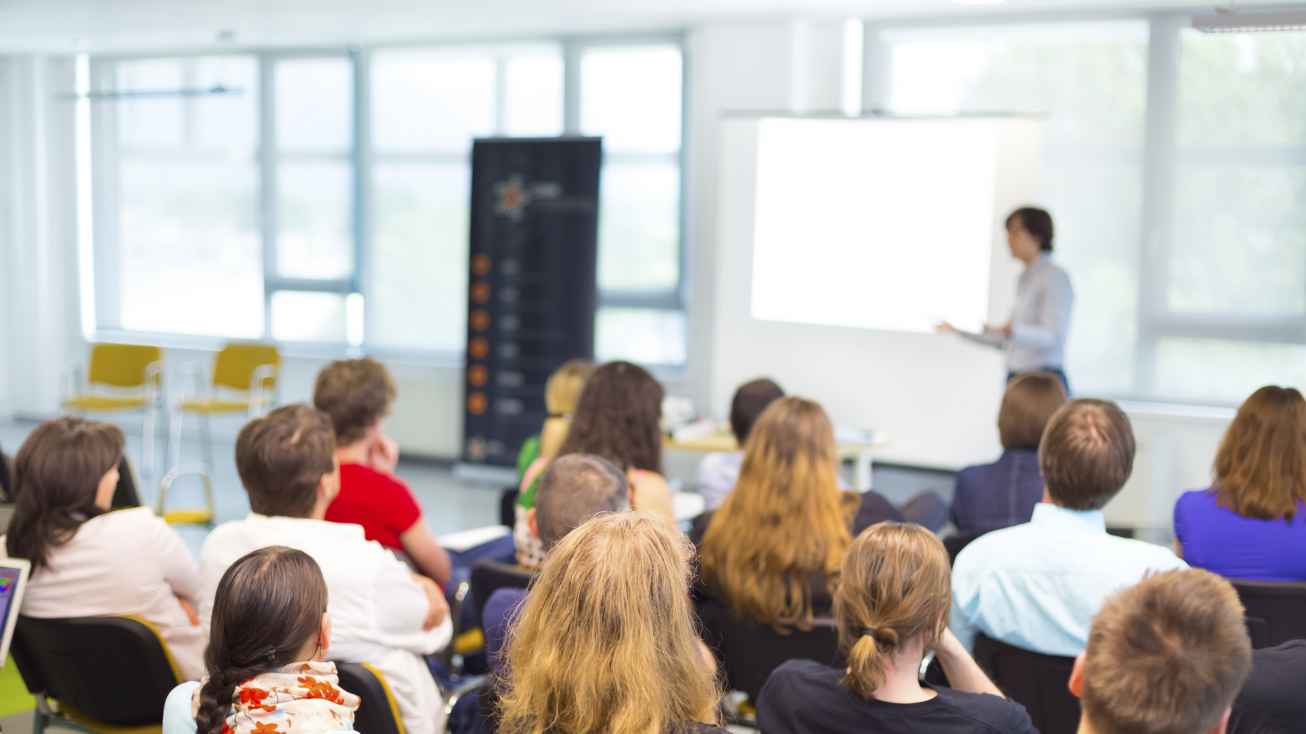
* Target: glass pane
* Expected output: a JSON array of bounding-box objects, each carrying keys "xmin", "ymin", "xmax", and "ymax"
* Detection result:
[
  {"xmin": 580, "ymin": 46, "xmax": 682, "ymax": 153},
  {"xmin": 1167, "ymin": 164, "xmax": 1306, "ymax": 318},
  {"xmin": 504, "ymin": 53, "xmax": 563, "ymax": 136},
  {"xmin": 113, "ymin": 59, "xmax": 184, "ymax": 148},
  {"xmin": 191, "ymin": 57, "xmax": 259, "ymax": 150},
  {"xmin": 596, "ymin": 308, "xmax": 686, "ymax": 365},
  {"xmin": 271, "ymin": 291, "xmax": 347, "ymax": 342},
  {"xmin": 372, "ymin": 51, "xmax": 496, "ymax": 152},
  {"xmin": 369, "ymin": 163, "xmax": 470, "ymax": 351},
  {"xmin": 276, "ymin": 57, "xmax": 353, "ymax": 152},
  {"xmin": 277, "ymin": 162, "xmax": 354, "ymax": 279},
  {"xmin": 598, "ymin": 161, "xmax": 680, "ymax": 292},
  {"xmin": 113, "ymin": 159, "xmax": 263, "ymax": 337},
  {"xmin": 1177, "ymin": 32, "xmax": 1306, "ymax": 147},
  {"xmin": 1155, "ymin": 338, "xmax": 1306, "ymax": 405}
]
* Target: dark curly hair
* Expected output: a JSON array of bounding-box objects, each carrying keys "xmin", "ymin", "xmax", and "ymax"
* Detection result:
[
  {"xmin": 195, "ymin": 546, "xmax": 329, "ymax": 734},
  {"xmin": 556, "ymin": 361, "xmax": 664, "ymax": 474}
]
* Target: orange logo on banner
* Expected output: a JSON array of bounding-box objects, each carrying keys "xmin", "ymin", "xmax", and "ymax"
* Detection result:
[
  {"xmin": 472, "ymin": 255, "xmax": 492, "ymax": 277},
  {"xmin": 469, "ymin": 338, "xmax": 489, "ymax": 359},
  {"xmin": 471, "ymin": 283, "xmax": 491, "ymax": 303},
  {"xmin": 470, "ymin": 310, "xmax": 491, "ymax": 331},
  {"xmin": 468, "ymin": 393, "xmax": 488, "ymax": 415},
  {"xmin": 468, "ymin": 365, "xmax": 488, "ymax": 386}
]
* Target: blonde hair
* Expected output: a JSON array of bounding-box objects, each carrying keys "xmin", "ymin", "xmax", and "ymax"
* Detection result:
[
  {"xmin": 538, "ymin": 360, "xmax": 595, "ymax": 459},
  {"xmin": 1214, "ymin": 385, "xmax": 1306, "ymax": 521},
  {"xmin": 699, "ymin": 397, "xmax": 854, "ymax": 628},
  {"xmin": 835, "ymin": 523, "xmax": 951, "ymax": 699},
  {"xmin": 497, "ymin": 513, "xmax": 720, "ymax": 734}
]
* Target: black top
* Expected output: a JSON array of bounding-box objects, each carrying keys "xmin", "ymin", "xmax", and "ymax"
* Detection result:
[
  {"xmin": 674, "ymin": 724, "xmax": 730, "ymax": 734},
  {"xmin": 757, "ymin": 660, "xmax": 1037, "ymax": 734},
  {"xmin": 1229, "ymin": 640, "xmax": 1306, "ymax": 734}
]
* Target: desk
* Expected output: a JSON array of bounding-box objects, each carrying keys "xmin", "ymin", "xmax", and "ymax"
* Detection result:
[{"xmin": 665, "ymin": 429, "xmax": 889, "ymax": 491}]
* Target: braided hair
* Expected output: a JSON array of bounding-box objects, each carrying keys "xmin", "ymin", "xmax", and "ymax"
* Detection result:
[{"xmin": 195, "ymin": 546, "xmax": 329, "ymax": 734}]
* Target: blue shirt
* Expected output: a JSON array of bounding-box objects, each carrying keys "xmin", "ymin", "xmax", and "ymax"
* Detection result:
[
  {"xmin": 950, "ymin": 503, "xmax": 1187, "ymax": 657},
  {"xmin": 1174, "ymin": 488, "xmax": 1306, "ymax": 582},
  {"xmin": 962, "ymin": 254, "xmax": 1074, "ymax": 372},
  {"xmin": 483, "ymin": 587, "xmax": 528, "ymax": 672},
  {"xmin": 950, "ymin": 449, "xmax": 1044, "ymax": 536}
]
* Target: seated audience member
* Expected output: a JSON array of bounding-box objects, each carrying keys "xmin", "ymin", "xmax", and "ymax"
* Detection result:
[
  {"xmin": 484, "ymin": 453, "xmax": 630, "ymax": 669},
  {"xmin": 1229, "ymin": 640, "xmax": 1306, "ymax": 734},
  {"xmin": 697, "ymin": 397, "xmax": 889, "ymax": 627},
  {"xmin": 313, "ymin": 358, "xmax": 452, "ymax": 587},
  {"xmin": 4, "ymin": 417, "xmax": 206, "ymax": 680},
  {"xmin": 0, "ymin": 443, "xmax": 11, "ymax": 501},
  {"xmin": 512, "ymin": 359, "xmax": 594, "ymax": 569},
  {"xmin": 950, "ymin": 372, "xmax": 1067, "ymax": 536},
  {"xmin": 497, "ymin": 513, "xmax": 727, "ymax": 734},
  {"xmin": 758, "ymin": 523, "xmax": 1035, "ymax": 734},
  {"xmin": 199, "ymin": 405, "xmax": 450, "ymax": 734},
  {"xmin": 1070, "ymin": 569, "xmax": 1252, "ymax": 734},
  {"xmin": 696, "ymin": 377, "xmax": 785, "ymax": 510},
  {"xmin": 1174, "ymin": 385, "xmax": 1306, "ymax": 581},
  {"xmin": 165, "ymin": 546, "xmax": 359, "ymax": 734},
  {"xmin": 951, "ymin": 398, "xmax": 1187, "ymax": 655}
]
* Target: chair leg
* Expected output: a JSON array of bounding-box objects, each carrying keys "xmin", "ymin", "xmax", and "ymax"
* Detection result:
[
  {"xmin": 169, "ymin": 406, "xmax": 185, "ymax": 476},
  {"xmin": 143, "ymin": 405, "xmax": 157, "ymax": 486},
  {"xmin": 200, "ymin": 412, "xmax": 214, "ymax": 477}
]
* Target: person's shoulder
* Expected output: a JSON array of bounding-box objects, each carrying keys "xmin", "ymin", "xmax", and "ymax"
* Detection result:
[
  {"xmin": 674, "ymin": 722, "xmax": 730, "ymax": 734},
  {"xmin": 766, "ymin": 658, "xmax": 841, "ymax": 692},
  {"xmin": 340, "ymin": 462, "xmax": 412, "ymax": 495},
  {"xmin": 1175, "ymin": 487, "xmax": 1217, "ymax": 510},
  {"xmin": 162, "ymin": 681, "xmax": 201, "ymax": 734},
  {"xmin": 955, "ymin": 521, "xmax": 1033, "ymax": 567},
  {"xmin": 933, "ymin": 688, "xmax": 1035, "ymax": 733},
  {"xmin": 484, "ymin": 587, "xmax": 528, "ymax": 624},
  {"xmin": 90, "ymin": 505, "xmax": 160, "ymax": 531},
  {"xmin": 1106, "ymin": 533, "xmax": 1187, "ymax": 570}
]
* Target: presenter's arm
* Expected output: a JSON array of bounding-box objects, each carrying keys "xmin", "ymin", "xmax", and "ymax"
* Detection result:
[
  {"xmin": 937, "ymin": 322, "xmax": 1005, "ymax": 350},
  {"xmin": 1009, "ymin": 269, "xmax": 1073, "ymax": 349}
]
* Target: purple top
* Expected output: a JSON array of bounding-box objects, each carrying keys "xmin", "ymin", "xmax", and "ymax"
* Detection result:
[{"xmin": 1173, "ymin": 488, "xmax": 1306, "ymax": 582}]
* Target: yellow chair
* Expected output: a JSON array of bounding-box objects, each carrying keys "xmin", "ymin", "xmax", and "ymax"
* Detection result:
[
  {"xmin": 160, "ymin": 343, "xmax": 279, "ymax": 525},
  {"xmin": 63, "ymin": 343, "xmax": 164, "ymax": 480}
]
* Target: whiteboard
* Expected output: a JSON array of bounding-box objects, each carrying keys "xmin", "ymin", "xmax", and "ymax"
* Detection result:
[{"xmin": 750, "ymin": 117, "xmax": 1038, "ymax": 335}]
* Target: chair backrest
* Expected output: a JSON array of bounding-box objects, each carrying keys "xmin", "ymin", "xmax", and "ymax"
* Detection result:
[
  {"xmin": 87, "ymin": 343, "xmax": 163, "ymax": 389},
  {"xmin": 1232, "ymin": 579, "xmax": 1306, "ymax": 649},
  {"xmin": 212, "ymin": 343, "xmax": 281, "ymax": 392},
  {"xmin": 943, "ymin": 532, "xmax": 981, "ymax": 566},
  {"xmin": 11, "ymin": 615, "xmax": 180, "ymax": 726},
  {"xmin": 973, "ymin": 632, "xmax": 1080, "ymax": 734},
  {"xmin": 470, "ymin": 560, "xmax": 535, "ymax": 625},
  {"xmin": 699, "ymin": 597, "xmax": 840, "ymax": 703},
  {"xmin": 335, "ymin": 661, "xmax": 406, "ymax": 734}
]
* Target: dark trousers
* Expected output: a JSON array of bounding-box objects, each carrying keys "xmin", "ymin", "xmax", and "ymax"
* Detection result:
[{"xmin": 1008, "ymin": 367, "xmax": 1070, "ymax": 396}]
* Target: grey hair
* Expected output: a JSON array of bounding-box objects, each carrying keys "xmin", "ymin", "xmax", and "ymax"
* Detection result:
[{"xmin": 535, "ymin": 454, "xmax": 631, "ymax": 550}]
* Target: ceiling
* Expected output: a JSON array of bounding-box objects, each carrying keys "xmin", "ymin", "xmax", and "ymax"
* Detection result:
[{"xmin": 0, "ymin": 0, "xmax": 1298, "ymax": 53}]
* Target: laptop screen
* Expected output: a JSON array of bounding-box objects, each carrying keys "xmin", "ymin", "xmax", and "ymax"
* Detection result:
[{"xmin": 0, "ymin": 558, "xmax": 30, "ymax": 667}]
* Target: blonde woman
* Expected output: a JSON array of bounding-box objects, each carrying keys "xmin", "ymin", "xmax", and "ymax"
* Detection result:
[
  {"xmin": 513, "ymin": 360, "xmax": 594, "ymax": 567},
  {"xmin": 697, "ymin": 397, "xmax": 905, "ymax": 627},
  {"xmin": 497, "ymin": 512, "xmax": 726, "ymax": 734},
  {"xmin": 757, "ymin": 524, "xmax": 1035, "ymax": 734}
]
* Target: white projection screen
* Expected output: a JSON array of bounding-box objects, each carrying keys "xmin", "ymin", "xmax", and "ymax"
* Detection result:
[{"xmin": 750, "ymin": 116, "xmax": 1041, "ymax": 334}]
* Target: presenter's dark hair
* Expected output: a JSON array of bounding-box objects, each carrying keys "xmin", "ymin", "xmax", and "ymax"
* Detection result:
[
  {"xmin": 1039, "ymin": 399, "xmax": 1135, "ymax": 511},
  {"xmin": 730, "ymin": 378, "xmax": 786, "ymax": 445},
  {"xmin": 1006, "ymin": 207, "xmax": 1055, "ymax": 252}
]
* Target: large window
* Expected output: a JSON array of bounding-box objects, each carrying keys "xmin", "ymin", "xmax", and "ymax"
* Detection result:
[
  {"xmin": 869, "ymin": 18, "xmax": 1306, "ymax": 405},
  {"xmin": 89, "ymin": 38, "xmax": 686, "ymax": 365}
]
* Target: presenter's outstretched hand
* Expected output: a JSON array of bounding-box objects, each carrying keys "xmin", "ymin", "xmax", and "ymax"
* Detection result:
[{"xmin": 934, "ymin": 321, "xmax": 959, "ymax": 335}]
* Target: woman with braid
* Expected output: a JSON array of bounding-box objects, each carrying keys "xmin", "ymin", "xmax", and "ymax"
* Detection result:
[
  {"xmin": 757, "ymin": 524, "xmax": 1035, "ymax": 734},
  {"xmin": 164, "ymin": 546, "xmax": 360, "ymax": 734}
]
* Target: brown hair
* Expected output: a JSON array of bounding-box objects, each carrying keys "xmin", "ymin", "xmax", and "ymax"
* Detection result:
[
  {"xmin": 1006, "ymin": 206, "xmax": 1055, "ymax": 252},
  {"xmin": 836, "ymin": 523, "xmax": 951, "ymax": 699},
  {"xmin": 497, "ymin": 513, "xmax": 721, "ymax": 734},
  {"xmin": 998, "ymin": 373, "xmax": 1068, "ymax": 450},
  {"xmin": 235, "ymin": 405, "xmax": 337, "ymax": 518},
  {"xmin": 729, "ymin": 377, "xmax": 785, "ymax": 445},
  {"xmin": 535, "ymin": 454, "xmax": 629, "ymax": 551},
  {"xmin": 1039, "ymin": 399, "xmax": 1135, "ymax": 511},
  {"xmin": 1213, "ymin": 385, "xmax": 1306, "ymax": 521},
  {"xmin": 312, "ymin": 357, "xmax": 396, "ymax": 446},
  {"xmin": 556, "ymin": 361, "xmax": 664, "ymax": 473},
  {"xmin": 1080, "ymin": 569, "xmax": 1252, "ymax": 734},
  {"xmin": 699, "ymin": 397, "xmax": 855, "ymax": 628},
  {"xmin": 195, "ymin": 546, "xmax": 329, "ymax": 734},
  {"xmin": 538, "ymin": 360, "xmax": 595, "ymax": 459},
  {"xmin": 5, "ymin": 417, "xmax": 124, "ymax": 571}
]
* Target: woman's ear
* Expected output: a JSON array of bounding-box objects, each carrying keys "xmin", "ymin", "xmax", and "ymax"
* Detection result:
[
  {"xmin": 1068, "ymin": 653, "xmax": 1086, "ymax": 699},
  {"xmin": 527, "ymin": 508, "xmax": 539, "ymax": 540},
  {"xmin": 318, "ymin": 612, "xmax": 332, "ymax": 660}
]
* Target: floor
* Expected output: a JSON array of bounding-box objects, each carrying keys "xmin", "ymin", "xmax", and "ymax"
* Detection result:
[{"xmin": 0, "ymin": 417, "xmax": 954, "ymax": 731}]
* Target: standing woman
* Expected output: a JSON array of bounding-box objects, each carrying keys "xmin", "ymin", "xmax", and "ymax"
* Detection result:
[{"xmin": 939, "ymin": 206, "xmax": 1074, "ymax": 393}]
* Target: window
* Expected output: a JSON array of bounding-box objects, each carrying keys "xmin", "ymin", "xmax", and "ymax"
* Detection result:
[
  {"xmin": 868, "ymin": 19, "xmax": 1305, "ymax": 405},
  {"xmin": 89, "ymin": 38, "xmax": 686, "ymax": 365}
]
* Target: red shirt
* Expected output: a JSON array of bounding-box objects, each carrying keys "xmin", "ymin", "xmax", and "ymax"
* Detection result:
[{"xmin": 325, "ymin": 463, "xmax": 423, "ymax": 552}]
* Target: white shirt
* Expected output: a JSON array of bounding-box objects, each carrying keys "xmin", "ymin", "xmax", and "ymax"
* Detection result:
[
  {"xmin": 951, "ymin": 503, "xmax": 1187, "ymax": 657},
  {"xmin": 199, "ymin": 514, "xmax": 451, "ymax": 734},
  {"xmin": 696, "ymin": 452, "xmax": 743, "ymax": 510},
  {"xmin": 10, "ymin": 507, "xmax": 206, "ymax": 680},
  {"xmin": 964, "ymin": 254, "xmax": 1074, "ymax": 372}
]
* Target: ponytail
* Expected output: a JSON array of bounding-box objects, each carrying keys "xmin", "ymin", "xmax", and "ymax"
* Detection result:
[{"xmin": 842, "ymin": 626, "xmax": 900, "ymax": 698}]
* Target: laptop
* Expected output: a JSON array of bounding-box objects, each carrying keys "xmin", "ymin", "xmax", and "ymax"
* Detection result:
[{"xmin": 0, "ymin": 557, "xmax": 30, "ymax": 668}]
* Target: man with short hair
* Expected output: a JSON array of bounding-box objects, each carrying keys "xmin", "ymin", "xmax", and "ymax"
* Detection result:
[
  {"xmin": 950, "ymin": 398, "xmax": 1187, "ymax": 655},
  {"xmin": 697, "ymin": 378, "xmax": 785, "ymax": 509},
  {"xmin": 1070, "ymin": 569, "xmax": 1252, "ymax": 734},
  {"xmin": 199, "ymin": 405, "xmax": 451, "ymax": 734}
]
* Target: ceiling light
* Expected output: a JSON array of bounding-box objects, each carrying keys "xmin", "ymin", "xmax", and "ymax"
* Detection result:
[{"xmin": 1193, "ymin": 8, "xmax": 1306, "ymax": 33}]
